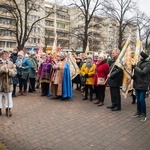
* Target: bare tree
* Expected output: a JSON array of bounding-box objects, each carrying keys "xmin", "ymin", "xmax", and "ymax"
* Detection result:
[
  {"xmin": 135, "ymin": 10, "xmax": 150, "ymax": 51},
  {"xmin": 68, "ymin": 0, "xmax": 104, "ymax": 52},
  {"xmin": 0, "ymin": 0, "xmax": 53, "ymax": 51},
  {"xmin": 103, "ymin": 0, "xmax": 136, "ymax": 50}
]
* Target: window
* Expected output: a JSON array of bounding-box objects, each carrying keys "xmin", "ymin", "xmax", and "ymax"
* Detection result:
[
  {"xmin": 2, "ymin": 19, "xmax": 10, "ymax": 25},
  {"xmin": 31, "ymin": 15, "xmax": 36, "ymax": 21},
  {"xmin": 31, "ymin": 38, "xmax": 36, "ymax": 43},
  {"xmin": 7, "ymin": 42, "xmax": 16, "ymax": 48},
  {"xmin": 0, "ymin": 41, "xmax": 5, "ymax": 47}
]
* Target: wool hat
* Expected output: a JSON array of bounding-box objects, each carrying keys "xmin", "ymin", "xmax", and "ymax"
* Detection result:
[
  {"xmin": 98, "ymin": 53, "xmax": 106, "ymax": 59},
  {"xmin": 140, "ymin": 51, "xmax": 149, "ymax": 59},
  {"xmin": 18, "ymin": 50, "xmax": 24, "ymax": 56}
]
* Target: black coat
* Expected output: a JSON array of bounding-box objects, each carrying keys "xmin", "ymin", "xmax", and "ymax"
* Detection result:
[
  {"xmin": 133, "ymin": 59, "xmax": 150, "ymax": 91},
  {"xmin": 108, "ymin": 59, "xmax": 123, "ymax": 87}
]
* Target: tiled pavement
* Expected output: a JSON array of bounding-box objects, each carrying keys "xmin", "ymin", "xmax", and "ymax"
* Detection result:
[{"xmin": 0, "ymin": 87, "xmax": 150, "ymax": 150}]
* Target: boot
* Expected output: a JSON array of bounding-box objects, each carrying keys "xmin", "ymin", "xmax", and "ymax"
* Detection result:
[
  {"xmin": 18, "ymin": 91, "xmax": 23, "ymax": 96},
  {"xmin": 6, "ymin": 108, "xmax": 12, "ymax": 117},
  {"xmin": 23, "ymin": 91, "xmax": 27, "ymax": 96},
  {"xmin": 0, "ymin": 108, "xmax": 2, "ymax": 116},
  {"xmin": 132, "ymin": 95, "xmax": 136, "ymax": 104}
]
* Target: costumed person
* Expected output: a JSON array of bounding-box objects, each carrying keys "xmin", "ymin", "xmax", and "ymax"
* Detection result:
[
  {"xmin": 93, "ymin": 53, "xmax": 109, "ymax": 106},
  {"xmin": 15, "ymin": 50, "xmax": 30, "ymax": 96},
  {"xmin": 36, "ymin": 53, "xmax": 47, "ymax": 89},
  {"xmin": 37, "ymin": 53, "xmax": 54, "ymax": 96},
  {"xmin": 72, "ymin": 56, "xmax": 83, "ymax": 91},
  {"xmin": 107, "ymin": 48, "xmax": 123, "ymax": 111},
  {"xmin": 50, "ymin": 52, "xmax": 73, "ymax": 100},
  {"xmin": 0, "ymin": 49, "xmax": 17, "ymax": 116},
  {"xmin": 28, "ymin": 52, "xmax": 38, "ymax": 93},
  {"xmin": 132, "ymin": 51, "xmax": 150, "ymax": 122},
  {"xmin": 80, "ymin": 55, "xmax": 96, "ymax": 101},
  {"xmin": 10, "ymin": 48, "xmax": 18, "ymax": 97}
]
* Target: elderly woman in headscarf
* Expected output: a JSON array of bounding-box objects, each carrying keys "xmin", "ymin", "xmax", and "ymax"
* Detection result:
[
  {"xmin": 50, "ymin": 52, "xmax": 73, "ymax": 100},
  {"xmin": 80, "ymin": 55, "xmax": 96, "ymax": 101}
]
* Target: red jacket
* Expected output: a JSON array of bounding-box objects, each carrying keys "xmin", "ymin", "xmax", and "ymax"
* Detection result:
[{"xmin": 94, "ymin": 60, "xmax": 109, "ymax": 86}]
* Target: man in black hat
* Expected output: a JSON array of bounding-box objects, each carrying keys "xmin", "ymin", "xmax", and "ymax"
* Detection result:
[{"xmin": 132, "ymin": 51, "xmax": 150, "ymax": 122}]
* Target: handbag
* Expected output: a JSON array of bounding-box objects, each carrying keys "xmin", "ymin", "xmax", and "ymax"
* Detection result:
[
  {"xmin": 97, "ymin": 77, "xmax": 105, "ymax": 85},
  {"xmin": 81, "ymin": 76, "xmax": 86, "ymax": 83},
  {"xmin": 21, "ymin": 72, "xmax": 28, "ymax": 80}
]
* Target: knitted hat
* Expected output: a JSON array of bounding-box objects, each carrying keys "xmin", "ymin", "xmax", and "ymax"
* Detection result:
[
  {"xmin": 98, "ymin": 53, "xmax": 106, "ymax": 59},
  {"xmin": 140, "ymin": 51, "xmax": 149, "ymax": 59},
  {"xmin": 18, "ymin": 50, "xmax": 24, "ymax": 56}
]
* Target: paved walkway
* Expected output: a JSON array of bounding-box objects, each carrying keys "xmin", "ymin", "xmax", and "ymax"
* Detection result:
[{"xmin": 0, "ymin": 88, "xmax": 150, "ymax": 150}]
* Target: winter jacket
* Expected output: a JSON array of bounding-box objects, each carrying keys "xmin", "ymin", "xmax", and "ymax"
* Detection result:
[
  {"xmin": 0, "ymin": 59, "xmax": 17, "ymax": 92},
  {"xmin": 94, "ymin": 60, "xmax": 109, "ymax": 86},
  {"xmin": 28, "ymin": 57, "xmax": 38, "ymax": 78},
  {"xmin": 107, "ymin": 58, "xmax": 123, "ymax": 87},
  {"xmin": 133, "ymin": 59, "xmax": 150, "ymax": 91},
  {"xmin": 80, "ymin": 62, "xmax": 96, "ymax": 85}
]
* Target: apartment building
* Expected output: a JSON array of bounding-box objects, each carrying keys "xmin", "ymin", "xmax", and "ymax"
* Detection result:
[
  {"xmin": 0, "ymin": 0, "xmax": 70, "ymax": 52},
  {"xmin": 44, "ymin": 1, "xmax": 70, "ymax": 53},
  {"xmin": 0, "ymin": 0, "xmax": 136, "ymax": 53},
  {"xmin": 69, "ymin": 6, "xmax": 137, "ymax": 52}
]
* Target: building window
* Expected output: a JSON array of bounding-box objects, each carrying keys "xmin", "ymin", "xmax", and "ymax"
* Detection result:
[
  {"xmin": 31, "ymin": 15, "xmax": 36, "ymax": 21},
  {"xmin": 0, "ymin": 41, "xmax": 5, "ymax": 47},
  {"xmin": 7, "ymin": 42, "xmax": 16, "ymax": 48},
  {"xmin": 2, "ymin": 19, "xmax": 10, "ymax": 25}
]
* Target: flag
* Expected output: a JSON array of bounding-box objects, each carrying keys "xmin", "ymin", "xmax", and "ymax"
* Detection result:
[
  {"xmin": 85, "ymin": 40, "xmax": 89, "ymax": 54},
  {"xmin": 134, "ymin": 38, "xmax": 143, "ymax": 64},
  {"xmin": 52, "ymin": 33, "xmax": 57, "ymax": 58},
  {"xmin": 115, "ymin": 36, "xmax": 132, "ymax": 98},
  {"xmin": 68, "ymin": 54, "xmax": 79, "ymax": 80},
  {"xmin": 115, "ymin": 36, "xmax": 131, "ymax": 69},
  {"xmin": 121, "ymin": 44, "xmax": 132, "ymax": 98}
]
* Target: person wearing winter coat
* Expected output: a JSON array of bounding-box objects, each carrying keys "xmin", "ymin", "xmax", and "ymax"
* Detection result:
[
  {"xmin": 93, "ymin": 53, "xmax": 109, "ymax": 106},
  {"xmin": 10, "ymin": 48, "xmax": 18, "ymax": 97},
  {"xmin": 28, "ymin": 52, "xmax": 38, "ymax": 92},
  {"xmin": 15, "ymin": 50, "xmax": 30, "ymax": 96},
  {"xmin": 0, "ymin": 49, "xmax": 17, "ymax": 116},
  {"xmin": 80, "ymin": 56, "xmax": 96, "ymax": 101},
  {"xmin": 107, "ymin": 48, "xmax": 123, "ymax": 111},
  {"xmin": 132, "ymin": 51, "xmax": 150, "ymax": 122}
]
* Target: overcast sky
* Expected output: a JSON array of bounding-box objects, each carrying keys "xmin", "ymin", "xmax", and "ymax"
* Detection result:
[
  {"xmin": 138, "ymin": 0, "xmax": 150, "ymax": 15},
  {"xmin": 48, "ymin": 0, "xmax": 150, "ymax": 16}
]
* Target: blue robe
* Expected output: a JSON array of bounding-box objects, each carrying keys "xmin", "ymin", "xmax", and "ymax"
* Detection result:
[{"xmin": 62, "ymin": 61, "xmax": 73, "ymax": 99}]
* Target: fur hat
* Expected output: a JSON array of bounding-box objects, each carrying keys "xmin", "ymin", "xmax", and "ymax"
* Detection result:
[
  {"xmin": 140, "ymin": 51, "xmax": 149, "ymax": 59},
  {"xmin": 94, "ymin": 52, "xmax": 99, "ymax": 57},
  {"xmin": 98, "ymin": 53, "xmax": 106, "ymax": 59}
]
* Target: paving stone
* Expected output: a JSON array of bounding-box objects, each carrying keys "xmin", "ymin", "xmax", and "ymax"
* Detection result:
[{"xmin": 0, "ymin": 88, "xmax": 150, "ymax": 150}]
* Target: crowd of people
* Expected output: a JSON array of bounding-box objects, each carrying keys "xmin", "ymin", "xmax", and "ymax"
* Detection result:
[{"xmin": 0, "ymin": 47, "xmax": 150, "ymax": 122}]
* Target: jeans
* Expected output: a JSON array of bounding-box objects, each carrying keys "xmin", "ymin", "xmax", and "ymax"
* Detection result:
[{"xmin": 135, "ymin": 89, "xmax": 147, "ymax": 115}]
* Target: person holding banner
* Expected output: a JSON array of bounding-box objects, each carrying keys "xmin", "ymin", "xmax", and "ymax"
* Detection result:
[
  {"xmin": 107, "ymin": 48, "xmax": 123, "ymax": 111},
  {"xmin": 132, "ymin": 51, "xmax": 150, "ymax": 122},
  {"xmin": 0, "ymin": 49, "xmax": 17, "ymax": 116}
]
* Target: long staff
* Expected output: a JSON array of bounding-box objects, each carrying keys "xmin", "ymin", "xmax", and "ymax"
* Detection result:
[{"xmin": 6, "ymin": 62, "xmax": 10, "ymax": 117}]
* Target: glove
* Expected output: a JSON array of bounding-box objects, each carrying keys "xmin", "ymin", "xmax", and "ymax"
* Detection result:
[
  {"xmin": 132, "ymin": 65, "xmax": 136, "ymax": 69},
  {"xmin": 84, "ymin": 74, "xmax": 89, "ymax": 78}
]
